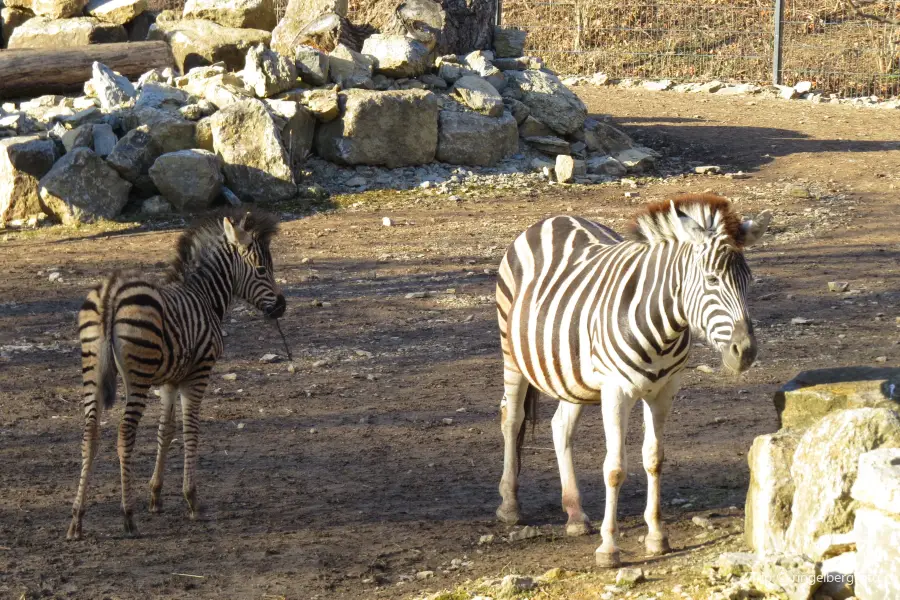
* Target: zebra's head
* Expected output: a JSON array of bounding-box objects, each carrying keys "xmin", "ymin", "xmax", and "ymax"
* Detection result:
[
  {"xmin": 223, "ymin": 214, "xmax": 286, "ymax": 319},
  {"xmin": 667, "ymin": 199, "xmax": 771, "ymax": 373},
  {"xmin": 632, "ymin": 195, "xmax": 771, "ymax": 373}
]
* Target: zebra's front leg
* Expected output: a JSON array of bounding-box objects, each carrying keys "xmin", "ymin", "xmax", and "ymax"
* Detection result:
[
  {"xmin": 67, "ymin": 394, "xmax": 101, "ymax": 540},
  {"xmin": 642, "ymin": 378, "xmax": 678, "ymax": 556},
  {"xmin": 596, "ymin": 383, "xmax": 637, "ymax": 568},
  {"xmin": 149, "ymin": 384, "xmax": 177, "ymax": 513},
  {"xmin": 180, "ymin": 373, "xmax": 210, "ymax": 520},
  {"xmin": 496, "ymin": 366, "xmax": 529, "ymax": 525},
  {"xmin": 551, "ymin": 400, "xmax": 592, "ymax": 536},
  {"xmin": 117, "ymin": 384, "xmax": 150, "ymax": 536}
]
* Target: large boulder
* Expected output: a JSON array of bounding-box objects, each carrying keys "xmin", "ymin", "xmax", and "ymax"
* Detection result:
[
  {"xmin": 361, "ymin": 34, "xmax": 432, "ymax": 78},
  {"xmin": 147, "ymin": 18, "xmax": 271, "ymax": 72},
  {"xmin": 315, "ymin": 89, "xmax": 437, "ymax": 167},
  {"xmin": 328, "ymin": 43, "xmax": 374, "ymax": 89},
  {"xmin": 785, "ymin": 407, "xmax": 900, "ymax": 556},
  {"xmin": 264, "ymin": 99, "xmax": 315, "ymax": 171},
  {"xmin": 174, "ymin": 65, "xmax": 254, "ymax": 110},
  {"xmin": 90, "ymin": 61, "xmax": 136, "ymax": 111},
  {"xmin": 293, "ymin": 45, "xmax": 330, "ymax": 86},
  {"xmin": 0, "ymin": 135, "xmax": 58, "ymax": 223},
  {"xmin": 241, "ymin": 44, "xmax": 297, "ymax": 99},
  {"xmin": 135, "ymin": 82, "xmax": 193, "ymax": 112},
  {"xmin": 294, "ymin": 88, "xmax": 339, "ymax": 122},
  {"xmin": 124, "ymin": 106, "xmax": 196, "ymax": 153},
  {"xmin": 149, "ymin": 149, "xmax": 223, "ymax": 211},
  {"xmin": 105, "ymin": 126, "xmax": 163, "ymax": 183},
  {"xmin": 745, "ymin": 429, "xmax": 802, "ymax": 555},
  {"xmin": 1, "ymin": 7, "xmax": 33, "ymax": 48},
  {"xmin": 493, "ymin": 26, "xmax": 526, "ymax": 58},
  {"xmin": 852, "ymin": 447, "xmax": 900, "ymax": 514},
  {"xmin": 436, "ymin": 109, "xmax": 517, "ymax": 167},
  {"xmin": 505, "ymin": 69, "xmax": 586, "ymax": 136},
  {"xmin": 30, "ymin": 0, "xmax": 87, "ymax": 19},
  {"xmin": 182, "ymin": 0, "xmax": 276, "ymax": 30},
  {"xmin": 38, "ymin": 147, "xmax": 131, "ymax": 224},
  {"xmin": 774, "ymin": 367, "xmax": 900, "ymax": 430},
  {"xmin": 284, "ymin": 0, "xmax": 347, "ymax": 19},
  {"xmin": 85, "ymin": 0, "xmax": 147, "ymax": 25},
  {"xmin": 451, "ymin": 75, "xmax": 503, "ymax": 117},
  {"xmin": 208, "ymin": 98, "xmax": 297, "ymax": 203},
  {"xmin": 7, "ymin": 16, "xmax": 127, "ymax": 48},
  {"xmin": 854, "ymin": 507, "xmax": 900, "ymax": 599}
]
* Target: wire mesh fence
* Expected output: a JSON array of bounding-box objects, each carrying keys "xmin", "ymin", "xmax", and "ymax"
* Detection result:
[{"xmin": 501, "ymin": 0, "xmax": 900, "ymax": 97}]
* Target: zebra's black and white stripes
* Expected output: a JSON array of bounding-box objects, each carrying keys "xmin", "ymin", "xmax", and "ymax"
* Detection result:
[
  {"xmin": 494, "ymin": 194, "xmax": 771, "ymax": 567},
  {"xmin": 68, "ymin": 209, "xmax": 285, "ymax": 540}
]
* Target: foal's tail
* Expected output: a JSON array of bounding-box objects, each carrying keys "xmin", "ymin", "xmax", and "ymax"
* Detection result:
[{"xmin": 515, "ymin": 385, "xmax": 539, "ymax": 474}]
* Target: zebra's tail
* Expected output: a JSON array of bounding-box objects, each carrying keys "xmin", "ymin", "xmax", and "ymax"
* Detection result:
[
  {"xmin": 95, "ymin": 333, "xmax": 118, "ymax": 411},
  {"xmin": 81, "ymin": 282, "xmax": 120, "ymax": 411},
  {"xmin": 516, "ymin": 385, "xmax": 540, "ymax": 474}
]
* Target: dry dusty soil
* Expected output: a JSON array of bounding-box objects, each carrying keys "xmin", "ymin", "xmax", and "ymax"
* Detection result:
[{"xmin": 0, "ymin": 87, "xmax": 898, "ymax": 600}]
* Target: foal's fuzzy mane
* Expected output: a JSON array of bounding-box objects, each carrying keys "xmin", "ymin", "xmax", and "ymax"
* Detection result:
[
  {"xmin": 167, "ymin": 208, "xmax": 279, "ymax": 282},
  {"xmin": 629, "ymin": 193, "xmax": 746, "ymax": 247}
]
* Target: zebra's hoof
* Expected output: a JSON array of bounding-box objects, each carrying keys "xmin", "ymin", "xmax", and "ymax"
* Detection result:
[
  {"xmin": 594, "ymin": 548, "xmax": 621, "ymax": 568},
  {"xmin": 645, "ymin": 533, "xmax": 671, "ymax": 556},
  {"xmin": 66, "ymin": 519, "xmax": 82, "ymax": 541},
  {"xmin": 496, "ymin": 504, "xmax": 521, "ymax": 525},
  {"xmin": 184, "ymin": 488, "xmax": 200, "ymax": 520},
  {"xmin": 123, "ymin": 514, "xmax": 139, "ymax": 537},
  {"xmin": 565, "ymin": 517, "xmax": 593, "ymax": 537}
]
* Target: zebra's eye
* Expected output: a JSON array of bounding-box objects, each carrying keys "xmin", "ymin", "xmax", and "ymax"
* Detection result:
[
  {"xmin": 705, "ymin": 274, "xmax": 720, "ymax": 286},
  {"xmin": 256, "ymin": 266, "xmax": 267, "ymax": 276}
]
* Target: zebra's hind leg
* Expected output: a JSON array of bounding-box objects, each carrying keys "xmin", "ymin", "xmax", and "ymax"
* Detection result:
[
  {"xmin": 595, "ymin": 383, "xmax": 638, "ymax": 568},
  {"xmin": 179, "ymin": 372, "xmax": 210, "ymax": 520},
  {"xmin": 149, "ymin": 384, "xmax": 178, "ymax": 513},
  {"xmin": 496, "ymin": 365, "xmax": 529, "ymax": 525},
  {"xmin": 642, "ymin": 378, "xmax": 678, "ymax": 556},
  {"xmin": 117, "ymin": 382, "xmax": 151, "ymax": 536},
  {"xmin": 67, "ymin": 393, "xmax": 101, "ymax": 540},
  {"xmin": 551, "ymin": 400, "xmax": 592, "ymax": 536}
]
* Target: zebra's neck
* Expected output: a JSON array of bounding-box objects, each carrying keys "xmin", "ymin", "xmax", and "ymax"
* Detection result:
[
  {"xmin": 181, "ymin": 246, "xmax": 236, "ymax": 322},
  {"xmin": 607, "ymin": 240, "xmax": 692, "ymax": 345}
]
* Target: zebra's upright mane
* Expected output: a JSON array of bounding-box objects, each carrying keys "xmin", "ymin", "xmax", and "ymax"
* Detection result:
[
  {"xmin": 629, "ymin": 193, "xmax": 746, "ymax": 248},
  {"xmin": 167, "ymin": 208, "xmax": 279, "ymax": 282}
]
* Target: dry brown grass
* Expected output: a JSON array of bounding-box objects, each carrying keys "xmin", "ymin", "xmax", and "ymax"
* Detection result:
[{"xmin": 502, "ymin": 0, "xmax": 899, "ymax": 96}]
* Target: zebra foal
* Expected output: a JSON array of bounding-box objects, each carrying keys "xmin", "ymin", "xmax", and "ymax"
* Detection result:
[
  {"xmin": 494, "ymin": 194, "xmax": 771, "ymax": 567},
  {"xmin": 68, "ymin": 209, "xmax": 286, "ymax": 540}
]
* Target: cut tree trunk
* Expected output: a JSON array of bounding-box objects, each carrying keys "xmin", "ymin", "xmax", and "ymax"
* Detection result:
[
  {"xmin": 0, "ymin": 41, "xmax": 174, "ymax": 99},
  {"xmin": 352, "ymin": 0, "xmax": 496, "ymax": 55}
]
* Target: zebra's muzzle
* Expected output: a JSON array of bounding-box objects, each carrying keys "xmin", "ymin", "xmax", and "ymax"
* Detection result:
[
  {"xmin": 264, "ymin": 294, "xmax": 286, "ymax": 319},
  {"xmin": 722, "ymin": 320, "xmax": 757, "ymax": 373}
]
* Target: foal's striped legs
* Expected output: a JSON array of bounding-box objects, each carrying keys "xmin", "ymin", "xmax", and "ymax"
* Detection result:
[
  {"xmin": 149, "ymin": 384, "xmax": 177, "ymax": 513},
  {"xmin": 180, "ymin": 369, "xmax": 211, "ymax": 520}
]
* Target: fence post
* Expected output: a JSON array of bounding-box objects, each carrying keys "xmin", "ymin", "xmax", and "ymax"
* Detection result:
[
  {"xmin": 496, "ymin": 0, "xmax": 502, "ymax": 27},
  {"xmin": 773, "ymin": 0, "xmax": 784, "ymax": 85}
]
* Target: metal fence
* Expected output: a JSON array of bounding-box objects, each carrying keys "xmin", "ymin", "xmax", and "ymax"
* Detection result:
[{"xmin": 500, "ymin": 0, "xmax": 900, "ymax": 97}]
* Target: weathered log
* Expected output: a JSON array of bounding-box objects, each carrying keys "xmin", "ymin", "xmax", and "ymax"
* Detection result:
[{"xmin": 0, "ymin": 41, "xmax": 174, "ymax": 99}]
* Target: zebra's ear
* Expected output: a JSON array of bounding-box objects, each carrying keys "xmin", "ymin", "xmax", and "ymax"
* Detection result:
[
  {"xmin": 740, "ymin": 210, "xmax": 772, "ymax": 247},
  {"xmin": 223, "ymin": 217, "xmax": 251, "ymax": 247},
  {"xmin": 669, "ymin": 200, "xmax": 707, "ymax": 245}
]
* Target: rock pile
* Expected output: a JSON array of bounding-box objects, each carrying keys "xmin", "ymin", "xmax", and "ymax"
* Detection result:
[
  {"xmin": 1, "ymin": 0, "xmax": 659, "ymax": 227},
  {"xmin": 738, "ymin": 366, "xmax": 900, "ymax": 600},
  {"xmin": 2, "ymin": 0, "xmax": 148, "ymax": 49}
]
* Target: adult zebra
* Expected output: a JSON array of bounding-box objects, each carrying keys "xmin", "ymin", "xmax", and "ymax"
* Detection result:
[
  {"xmin": 494, "ymin": 194, "xmax": 771, "ymax": 567},
  {"xmin": 67, "ymin": 209, "xmax": 286, "ymax": 540}
]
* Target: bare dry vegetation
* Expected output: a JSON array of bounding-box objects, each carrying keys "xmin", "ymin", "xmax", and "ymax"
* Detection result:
[{"xmin": 503, "ymin": 0, "xmax": 900, "ymax": 96}]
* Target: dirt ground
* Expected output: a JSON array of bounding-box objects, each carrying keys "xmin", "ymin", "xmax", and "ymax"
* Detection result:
[{"xmin": 0, "ymin": 88, "xmax": 898, "ymax": 600}]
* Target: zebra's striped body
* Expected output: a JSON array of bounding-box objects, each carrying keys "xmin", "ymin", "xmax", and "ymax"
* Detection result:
[
  {"xmin": 68, "ymin": 210, "xmax": 285, "ymax": 540},
  {"xmin": 494, "ymin": 195, "xmax": 771, "ymax": 566}
]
